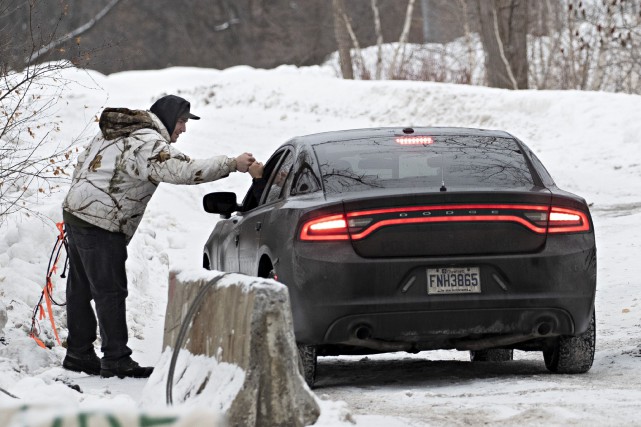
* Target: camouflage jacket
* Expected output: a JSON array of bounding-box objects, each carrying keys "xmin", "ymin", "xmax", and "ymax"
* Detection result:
[{"xmin": 63, "ymin": 108, "xmax": 237, "ymax": 241}]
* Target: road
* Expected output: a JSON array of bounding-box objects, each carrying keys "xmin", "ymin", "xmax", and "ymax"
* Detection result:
[{"xmin": 314, "ymin": 345, "xmax": 641, "ymax": 426}]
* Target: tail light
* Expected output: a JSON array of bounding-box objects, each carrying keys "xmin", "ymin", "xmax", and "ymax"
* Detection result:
[
  {"xmin": 547, "ymin": 206, "xmax": 590, "ymax": 233},
  {"xmin": 299, "ymin": 204, "xmax": 590, "ymax": 241},
  {"xmin": 299, "ymin": 214, "xmax": 349, "ymax": 240}
]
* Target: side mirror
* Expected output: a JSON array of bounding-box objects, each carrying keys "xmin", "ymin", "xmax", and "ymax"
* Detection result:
[{"xmin": 203, "ymin": 192, "xmax": 238, "ymax": 218}]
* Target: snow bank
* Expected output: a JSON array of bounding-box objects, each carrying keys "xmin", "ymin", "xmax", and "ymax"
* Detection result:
[{"xmin": 0, "ymin": 61, "xmax": 640, "ymax": 425}]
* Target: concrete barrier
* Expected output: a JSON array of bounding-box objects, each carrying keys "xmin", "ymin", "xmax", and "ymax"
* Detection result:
[{"xmin": 161, "ymin": 270, "xmax": 320, "ymax": 427}]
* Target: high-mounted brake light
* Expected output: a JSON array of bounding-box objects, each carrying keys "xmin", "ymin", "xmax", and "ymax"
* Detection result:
[
  {"xmin": 300, "ymin": 214, "xmax": 349, "ymax": 241},
  {"xmin": 395, "ymin": 136, "xmax": 434, "ymax": 145},
  {"xmin": 547, "ymin": 206, "xmax": 590, "ymax": 233}
]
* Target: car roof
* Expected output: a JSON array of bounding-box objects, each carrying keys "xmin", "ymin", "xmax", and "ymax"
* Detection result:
[{"xmin": 285, "ymin": 127, "xmax": 515, "ymax": 147}]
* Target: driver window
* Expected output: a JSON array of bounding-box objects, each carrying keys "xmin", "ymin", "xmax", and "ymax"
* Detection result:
[
  {"xmin": 241, "ymin": 151, "xmax": 284, "ymax": 211},
  {"xmin": 263, "ymin": 151, "xmax": 294, "ymax": 205}
]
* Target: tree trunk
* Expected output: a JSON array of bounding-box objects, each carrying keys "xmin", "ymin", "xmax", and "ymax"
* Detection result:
[
  {"xmin": 332, "ymin": 0, "xmax": 353, "ymax": 79},
  {"xmin": 420, "ymin": 0, "xmax": 430, "ymax": 42},
  {"xmin": 371, "ymin": 0, "xmax": 384, "ymax": 80},
  {"xmin": 458, "ymin": 0, "xmax": 476, "ymax": 84},
  {"xmin": 341, "ymin": 7, "xmax": 367, "ymax": 79},
  {"xmin": 476, "ymin": 0, "xmax": 529, "ymax": 89}
]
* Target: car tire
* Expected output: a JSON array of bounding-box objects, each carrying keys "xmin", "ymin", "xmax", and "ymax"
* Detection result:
[
  {"xmin": 297, "ymin": 344, "xmax": 317, "ymax": 388},
  {"xmin": 469, "ymin": 349, "xmax": 514, "ymax": 362},
  {"xmin": 543, "ymin": 311, "xmax": 596, "ymax": 374}
]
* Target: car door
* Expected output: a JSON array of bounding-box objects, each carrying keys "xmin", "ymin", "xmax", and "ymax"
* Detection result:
[
  {"xmin": 216, "ymin": 218, "xmax": 241, "ymax": 272},
  {"xmin": 238, "ymin": 149, "xmax": 295, "ymax": 275}
]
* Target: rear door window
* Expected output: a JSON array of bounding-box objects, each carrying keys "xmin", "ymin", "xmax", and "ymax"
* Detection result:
[{"xmin": 291, "ymin": 163, "xmax": 321, "ymax": 195}]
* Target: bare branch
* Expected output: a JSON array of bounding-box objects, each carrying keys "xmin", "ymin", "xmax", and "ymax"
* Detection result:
[
  {"xmin": 457, "ymin": 0, "xmax": 476, "ymax": 82},
  {"xmin": 390, "ymin": 0, "xmax": 417, "ymax": 78},
  {"xmin": 492, "ymin": 5, "xmax": 518, "ymax": 90},
  {"xmin": 26, "ymin": 0, "xmax": 122, "ymax": 65},
  {"xmin": 371, "ymin": 0, "xmax": 384, "ymax": 80},
  {"xmin": 341, "ymin": 10, "xmax": 367, "ymax": 79},
  {"xmin": 1, "ymin": 4, "xmax": 93, "ymax": 225}
]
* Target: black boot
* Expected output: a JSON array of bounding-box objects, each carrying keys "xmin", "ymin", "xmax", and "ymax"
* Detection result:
[
  {"xmin": 100, "ymin": 356, "xmax": 153, "ymax": 379},
  {"xmin": 63, "ymin": 350, "xmax": 101, "ymax": 375}
]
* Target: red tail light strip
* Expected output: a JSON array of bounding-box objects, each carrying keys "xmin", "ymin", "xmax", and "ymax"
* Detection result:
[
  {"xmin": 348, "ymin": 215, "xmax": 547, "ymax": 240},
  {"xmin": 345, "ymin": 204, "xmax": 548, "ymax": 217},
  {"xmin": 299, "ymin": 204, "xmax": 590, "ymax": 241}
]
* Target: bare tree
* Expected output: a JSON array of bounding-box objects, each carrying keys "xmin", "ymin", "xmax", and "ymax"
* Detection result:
[
  {"xmin": 389, "ymin": 0, "xmax": 417, "ymax": 78},
  {"xmin": 0, "ymin": 1, "xmax": 94, "ymax": 224},
  {"xmin": 528, "ymin": 0, "xmax": 641, "ymax": 93},
  {"xmin": 341, "ymin": 7, "xmax": 369, "ymax": 79},
  {"xmin": 458, "ymin": 0, "xmax": 477, "ymax": 83},
  {"xmin": 476, "ymin": 0, "xmax": 529, "ymax": 89},
  {"xmin": 420, "ymin": 0, "xmax": 430, "ymax": 42},
  {"xmin": 26, "ymin": 0, "xmax": 122, "ymax": 65},
  {"xmin": 371, "ymin": 0, "xmax": 384, "ymax": 80},
  {"xmin": 528, "ymin": 1, "xmax": 563, "ymax": 89},
  {"xmin": 332, "ymin": 0, "xmax": 354, "ymax": 79}
]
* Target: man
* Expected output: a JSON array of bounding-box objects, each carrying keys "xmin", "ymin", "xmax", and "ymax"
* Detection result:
[{"xmin": 61, "ymin": 95, "xmax": 255, "ymax": 378}]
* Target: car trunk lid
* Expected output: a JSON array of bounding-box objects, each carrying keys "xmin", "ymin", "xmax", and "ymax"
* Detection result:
[{"xmin": 341, "ymin": 189, "xmax": 552, "ymax": 258}]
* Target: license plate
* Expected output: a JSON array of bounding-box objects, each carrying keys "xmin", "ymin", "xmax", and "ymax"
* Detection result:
[{"xmin": 427, "ymin": 267, "xmax": 481, "ymax": 295}]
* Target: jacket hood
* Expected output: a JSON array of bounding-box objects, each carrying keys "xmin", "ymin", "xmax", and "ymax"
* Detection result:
[
  {"xmin": 99, "ymin": 108, "xmax": 159, "ymax": 141},
  {"xmin": 149, "ymin": 95, "xmax": 199, "ymax": 137}
]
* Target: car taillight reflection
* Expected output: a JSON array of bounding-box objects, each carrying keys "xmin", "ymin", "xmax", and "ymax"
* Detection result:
[{"xmin": 299, "ymin": 205, "xmax": 591, "ymax": 241}]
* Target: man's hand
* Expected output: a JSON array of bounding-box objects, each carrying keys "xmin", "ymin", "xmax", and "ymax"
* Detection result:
[
  {"xmin": 249, "ymin": 161, "xmax": 264, "ymax": 179},
  {"xmin": 235, "ymin": 152, "xmax": 255, "ymax": 173}
]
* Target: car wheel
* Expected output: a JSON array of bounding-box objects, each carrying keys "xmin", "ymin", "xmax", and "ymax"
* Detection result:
[
  {"xmin": 297, "ymin": 344, "xmax": 317, "ymax": 388},
  {"xmin": 544, "ymin": 311, "xmax": 596, "ymax": 374},
  {"xmin": 469, "ymin": 349, "xmax": 514, "ymax": 362}
]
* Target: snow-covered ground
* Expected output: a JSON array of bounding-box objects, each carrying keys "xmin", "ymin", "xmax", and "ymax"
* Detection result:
[{"xmin": 1, "ymin": 63, "xmax": 640, "ymax": 426}]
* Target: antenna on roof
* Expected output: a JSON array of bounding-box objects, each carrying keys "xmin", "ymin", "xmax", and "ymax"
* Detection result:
[{"xmin": 440, "ymin": 154, "xmax": 447, "ymax": 192}]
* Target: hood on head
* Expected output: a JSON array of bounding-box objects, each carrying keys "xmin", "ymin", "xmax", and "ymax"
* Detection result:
[
  {"xmin": 149, "ymin": 95, "xmax": 200, "ymax": 136},
  {"xmin": 99, "ymin": 108, "xmax": 157, "ymax": 140}
]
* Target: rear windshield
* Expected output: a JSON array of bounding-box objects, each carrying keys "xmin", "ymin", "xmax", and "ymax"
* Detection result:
[{"xmin": 313, "ymin": 135, "xmax": 534, "ymax": 194}]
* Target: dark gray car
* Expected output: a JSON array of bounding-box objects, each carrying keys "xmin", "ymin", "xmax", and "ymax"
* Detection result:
[{"xmin": 202, "ymin": 127, "xmax": 597, "ymax": 387}]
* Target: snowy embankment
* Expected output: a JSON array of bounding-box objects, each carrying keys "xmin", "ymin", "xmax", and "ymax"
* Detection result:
[{"xmin": 0, "ymin": 64, "xmax": 640, "ymax": 426}]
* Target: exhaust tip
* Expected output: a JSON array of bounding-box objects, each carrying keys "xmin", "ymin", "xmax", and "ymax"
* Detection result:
[
  {"xmin": 537, "ymin": 322, "xmax": 553, "ymax": 336},
  {"xmin": 355, "ymin": 325, "xmax": 372, "ymax": 340}
]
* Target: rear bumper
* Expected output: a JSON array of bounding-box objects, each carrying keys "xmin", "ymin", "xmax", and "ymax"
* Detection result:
[
  {"xmin": 287, "ymin": 233, "xmax": 596, "ymax": 351},
  {"xmin": 322, "ymin": 307, "xmax": 575, "ymax": 352}
]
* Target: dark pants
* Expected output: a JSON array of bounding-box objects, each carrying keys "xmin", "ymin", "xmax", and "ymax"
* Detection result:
[{"xmin": 65, "ymin": 223, "xmax": 132, "ymax": 361}]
